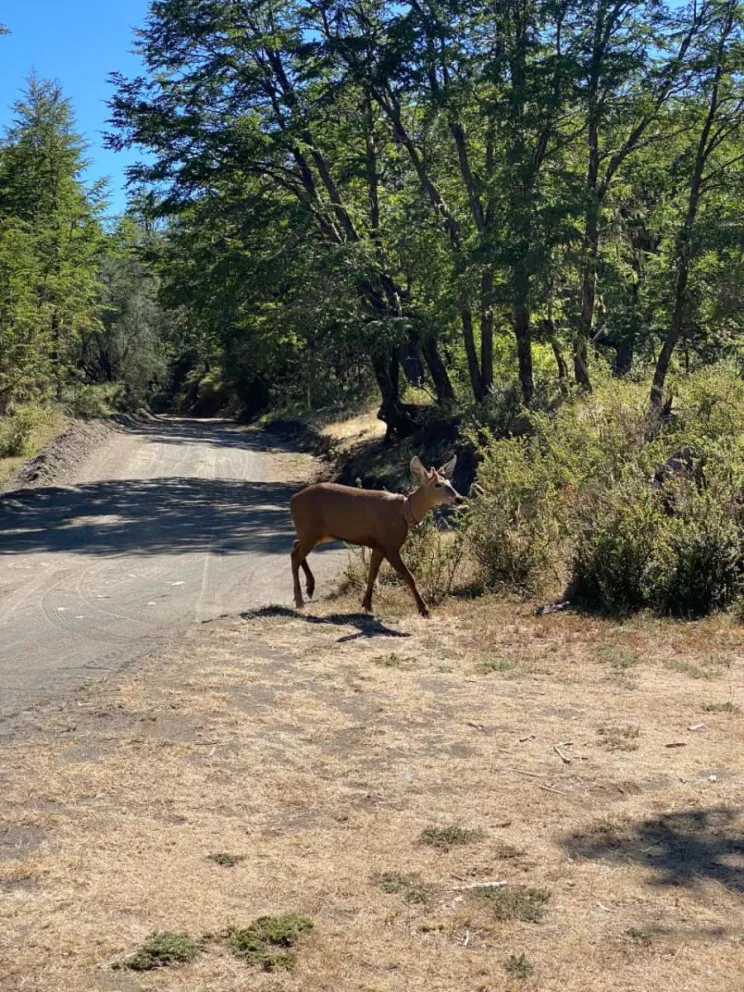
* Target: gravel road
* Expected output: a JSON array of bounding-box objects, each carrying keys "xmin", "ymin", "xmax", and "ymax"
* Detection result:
[{"xmin": 0, "ymin": 417, "xmax": 345, "ymax": 726}]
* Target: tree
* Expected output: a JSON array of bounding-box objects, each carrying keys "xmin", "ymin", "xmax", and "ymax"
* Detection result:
[
  {"xmin": 650, "ymin": 0, "xmax": 744, "ymax": 410},
  {"xmin": 108, "ymin": 0, "xmax": 458, "ymax": 436},
  {"xmin": 0, "ymin": 77, "xmax": 107, "ymax": 407}
]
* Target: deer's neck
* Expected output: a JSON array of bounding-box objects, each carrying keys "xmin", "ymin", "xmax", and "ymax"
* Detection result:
[{"xmin": 406, "ymin": 486, "xmax": 430, "ymax": 526}]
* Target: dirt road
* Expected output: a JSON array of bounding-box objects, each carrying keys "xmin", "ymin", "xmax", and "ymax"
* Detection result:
[{"xmin": 0, "ymin": 417, "xmax": 344, "ymax": 726}]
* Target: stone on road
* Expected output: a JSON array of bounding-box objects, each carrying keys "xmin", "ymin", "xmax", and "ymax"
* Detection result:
[{"xmin": 0, "ymin": 418, "xmax": 344, "ymax": 726}]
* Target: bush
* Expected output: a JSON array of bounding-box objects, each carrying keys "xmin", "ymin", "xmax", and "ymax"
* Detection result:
[
  {"xmin": 400, "ymin": 516, "xmax": 465, "ymax": 605},
  {"xmin": 340, "ymin": 515, "xmax": 464, "ymax": 607},
  {"xmin": 656, "ymin": 495, "xmax": 744, "ymax": 618},
  {"xmin": 0, "ymin": 406, "xmax": 44, "ymax": 457},
  {"xmin": 466, "ymin": 434, "xmax": 568, "ymax": 595},
  {"xmin": 467, "ymin": 364, "xmax": 744, "ymax": 619},
  {"xmin": 570, "ymin": 479, "xmax": 667, "ymax": 615}
]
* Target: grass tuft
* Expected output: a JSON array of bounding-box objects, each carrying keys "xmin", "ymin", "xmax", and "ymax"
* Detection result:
[
  {"xmin": 374, "ymin": 870, "xmax": 431, "ymax": 904},
  {"xmin": 418, "ymin": 825, "xmax": 484, "ymax": 850},
  {"xmin": 505, "ymin": 952, "xmax": 534, "ymax": 978},
  {"xmin": 471, "ymin": 885, "xmax": 550, "ymax": 923},
  {"xmin": 207, "ymin": 852, "xmax": 245, "ymax": 867},
  {"xmin": 113, "ymin": 931, "xmax": 201, "ymax": 971},
  {"xmin": 475, "ymin": 657, "xmax": 515, "ymax": 675},
  {"xmin": 625, "ymin": 927, "xmax": 652, "ymax": 946},
  {"xmin": 221, "ymin": 915, "xmax": 314, "ymax": 971},
  {"xmin": 702, "ymin": 700, "xmax": 740, "ymax": 713},
  {"xmin": 597, "ymin": 724, "xmax": 641, "ymax": 751}
]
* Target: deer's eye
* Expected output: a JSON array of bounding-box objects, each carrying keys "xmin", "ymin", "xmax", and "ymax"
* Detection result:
[{"xmin": 434, "ymin": 483, "xmax": 443, "ymax": 488}]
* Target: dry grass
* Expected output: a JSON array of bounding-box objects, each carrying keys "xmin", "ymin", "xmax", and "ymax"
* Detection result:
[
  {"xmin": 0, "ymin": 407, "xmax": 66, "ymax": 483},
  {"xmin": 319, "ymin": 406, "xmax": 386, "ymax": 447},
  {"xmin": 1, "ymin": 587, "xmax": 744, "ymax": 991}
]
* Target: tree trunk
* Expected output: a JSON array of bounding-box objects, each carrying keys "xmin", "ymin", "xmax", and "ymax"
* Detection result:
[
  {"xmin": 371, "ymin": 349, "xmax": 416, "ymax": 441},
  {"xmin": 576, "ymin": 122, "xmax": 599, "ymax": 391},
  {"xmin": 420, "ymin": 334, "xmax": 455, "ymax": 403},
  {"xmin": 551, "ymin": 338, "xmax": 568, "ymax": 383},
  {"xmin": 650, "ymin": 251, "xmax": 690, "ymax": 411},
  {"xmin": 480, "ymin": 268, "xmax": 495, "ymax": 395},
  {"xmin": 513, "ymin": 264, "xmax": 534, "ymax": 406},
  {"xmin": 461, "ymin": 304, "xmax": 484, "ymax": 402},
  {"xmin": 50, "ymin": 310, "xmax": 63, "ymax": 401}
]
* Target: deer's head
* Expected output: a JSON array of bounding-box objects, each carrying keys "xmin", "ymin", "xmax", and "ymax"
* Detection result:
[{"xmin": 410, "ymin": 455, "xmax": 466, "ymax": 510}]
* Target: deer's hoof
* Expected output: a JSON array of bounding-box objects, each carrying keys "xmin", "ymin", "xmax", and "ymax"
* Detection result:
[{"xmin": 419, "ymin": 608, "xmax": 431, "ymax": 619}]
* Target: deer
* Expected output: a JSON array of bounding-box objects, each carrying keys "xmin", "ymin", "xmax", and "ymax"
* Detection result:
[{"xmin": 290, "ymin": 455, "xmax": 465, "ymax": 617}]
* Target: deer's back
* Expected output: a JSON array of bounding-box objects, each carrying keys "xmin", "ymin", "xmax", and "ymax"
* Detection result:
[{"xmin": 291, "ymin": 483, "xmax": 406, "ymax": 549}]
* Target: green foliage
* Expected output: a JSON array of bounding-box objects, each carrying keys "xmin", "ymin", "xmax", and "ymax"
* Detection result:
[
  {"xmin": 114, "ymin": 931, "xmax": 201, "ymax": 971},
  {"xmin": 469, "ymin": 365, "xmax": 744, "ymax": 618},
  {"xmin": 373, "ymin": 871, "xmax": 431, "ymax": 904},
  {"xmin": 418, "ymin": 826, "xmax": 484, "ymax": 850},
  {"xmin": 505, "ymin": 953, "xmax": 534, "ymax": 979},
  {"xmin": 466, "ymin": 433, "xmax": 566, "ymax": 595},
  {"xmin": 221, "ymin": 916, "xmax": 314, "ymax": 971},
  {"xmin": 471, "ymin": 886, "xmax": 550, "ymax": 923},
  {"xmin": 0, "ymin": 407, "xmax": 45, "ymax": 457},
  {"xmin": 572, "ymin": 479, "xmax": 666, "ymax": 615}
]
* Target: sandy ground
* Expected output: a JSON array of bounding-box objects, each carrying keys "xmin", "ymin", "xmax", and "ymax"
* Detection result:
[
  {"xmin": 0, "ymin": 417, "xmax": 345, "ymax": 727},
  {"xmin": 1, "ymin": 584, "xmax": 742, "ymax": 992}
]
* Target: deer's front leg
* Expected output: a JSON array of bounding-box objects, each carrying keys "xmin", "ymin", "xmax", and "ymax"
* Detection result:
[{"xmin": 384, "ymin": 548, "xmax": 430, "ymax": 618}]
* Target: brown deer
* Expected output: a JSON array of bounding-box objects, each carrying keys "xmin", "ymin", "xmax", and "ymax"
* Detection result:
[{"xmin": 290, "ymin": 455, "xmax": 464, "ymax": 617}]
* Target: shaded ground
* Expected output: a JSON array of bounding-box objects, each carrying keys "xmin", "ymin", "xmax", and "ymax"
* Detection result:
[
  {"xmin": 0, "ymin": 417, "xmax": 344, "ymax": 726},
  {"xmin": 1, "ymin": 588, "xmax": 742, "ymax": 991}
]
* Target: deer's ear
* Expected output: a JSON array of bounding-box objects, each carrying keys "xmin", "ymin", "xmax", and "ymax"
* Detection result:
[
  {"xmin": 439, "ymin": 455, "xmax": 457, "ymax": 479},
  {"xmin": 410, "ymin": 455, "xmax": 427, "ymax": 483}
]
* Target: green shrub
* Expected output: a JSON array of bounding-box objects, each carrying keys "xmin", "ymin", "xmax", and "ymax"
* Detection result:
[
  {"xmin": 466, "ymin": 434, "xmax": 566, "ymax": 594},
  {"xmin": 0, "ymin": 406, "xmax": 44, "ymax": 457},
  {"xmin": 570, "ymin": 479, "xmax": 667, "ymax": 615},
  {"xmin": 467, "ymin": 365, "xmax": 744, "ymax": 619},
  {"xmin": 340, "ymin": 516, "xmax": 464, "ymax": 607},
  {"xmin": 400, "ymin": 517, "xmax": 465, "ymax": 605},
  {"xmin": 656, "ymin": 497, "xmax": 744, "ymax": 618}
]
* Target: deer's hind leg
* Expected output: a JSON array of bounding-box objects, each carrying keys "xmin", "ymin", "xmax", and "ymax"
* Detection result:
[
  {"xmin": 291, "ymin": 537, "xmax": 316, "ymax": 608},
  {"xmin": 301, "ymin": 557, "xmax": 315, "ymax": 599},
  {"xmin": 361, "ymin": 549, "xmax": 384, "ymax": 614}
]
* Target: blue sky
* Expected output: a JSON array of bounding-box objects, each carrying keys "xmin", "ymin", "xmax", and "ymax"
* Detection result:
[{"xmin": 0, "ymin": 0, "xmax": 151, "ymax": 215}]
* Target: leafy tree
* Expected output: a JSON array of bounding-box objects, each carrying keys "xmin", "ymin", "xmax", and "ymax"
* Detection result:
[{"xmin": 0, "ymin": 77, "xmax": 107, "ymax": 408}]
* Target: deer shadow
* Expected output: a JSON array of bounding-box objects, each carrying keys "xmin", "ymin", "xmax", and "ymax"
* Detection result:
[{"xmin": 240, "ymin": 605, "xmax": 410, "ymax": 642}]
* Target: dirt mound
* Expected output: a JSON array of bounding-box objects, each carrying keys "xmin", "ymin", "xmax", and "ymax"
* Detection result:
[{"xmin": 0, "ymin": 419, "xmax": 117, "ymax": 495}]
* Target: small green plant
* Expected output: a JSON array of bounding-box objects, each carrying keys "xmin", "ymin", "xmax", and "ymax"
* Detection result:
[
  {"xmin": 493, "ymin": 842, "xmax": 526, "ymax": 861},
  {"xmin": 221, "ymin": 915, "xmax": 314, "ymax": 971},
  {"xmin": 371, "ymin": 653, "xmax": 405, "ymax": 668},
  {"xmin": 207, "ymin": 852, "xmax": 245, "ymax": 867},
  {"xmin": 702, "ymin": 700, "xmax": 740, "ymax": 713},
  {"xmin": 374, "ymin": 870, "xmax": 431, "ymax": 904},
  {"xmin": 402, "ymin": 517, "xmax": 466, "ymax": 605},
  {"xmin": 475, "ymin": 657, "xmax": 515, "ymax": 675},
  {"xmin": 418, "ymin": 826, "xmax": 484, "ymax": 850},
  {"xmin": 665, "ymin": 654, "xmax": 730, "ymax": 680},
  {"xmin": 505, "ymin": 952, "xmax": 534, "ymax": 979},
  {"xmin": 597, "ymin": 724, "xmax": 641, "ymax": 751},
  {"xmin": 471, "ymin": 885, "xmax": 550, "ymax": 923},
  {"xmin": 625, "ymin": 927, "xmax": 652, "ymax": 946},
  {"xmin": 113, "ymin": 931, "xmax": 201, "ymax": 971}
]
